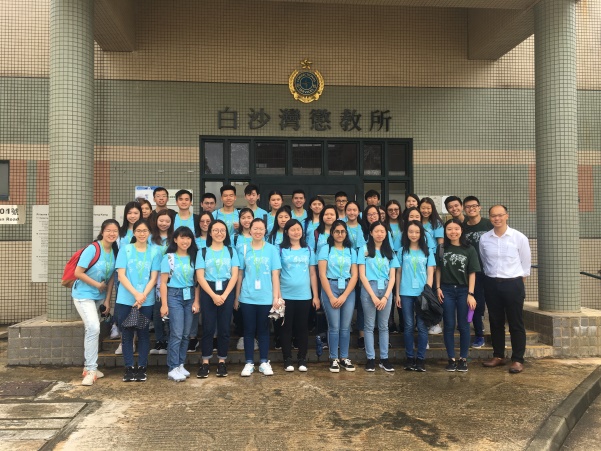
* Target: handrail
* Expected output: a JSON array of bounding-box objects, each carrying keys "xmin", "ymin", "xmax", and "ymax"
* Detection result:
[{"xmin": 531, "ymin": 265, "xmax": 601, "ymax": 281}]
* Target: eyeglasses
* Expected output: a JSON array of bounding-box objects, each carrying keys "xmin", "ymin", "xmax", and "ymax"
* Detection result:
[
  {"xmin": 490, "ymin": 214, "xmax": 507, "ymax": 219},
  {"xmin": 333, "ymin": 230, "xmax": 347, "ymax": 235},
  {"xmin": 135, "ymin": 229, "xmax": 150, "ymax": 234},
  {"xmin": 387, "ymin": 208, "xmax": 400, "ymax": 213},
  {"xmin": 212, "ymin": 229, "xmax": 227, "ymax": 234},
  {"xmin": 464, "ymin": 204, "xmax": 480, "ymax": 210}
]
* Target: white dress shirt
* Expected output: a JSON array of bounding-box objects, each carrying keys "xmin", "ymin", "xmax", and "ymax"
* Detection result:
[{"xmin": 479, "ymin": 226, "xmax": 531, "ymax": 278}]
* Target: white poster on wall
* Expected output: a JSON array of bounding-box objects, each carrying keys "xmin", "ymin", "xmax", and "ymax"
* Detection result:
[
  {"xmin": 31, "ymin": 206, "xmax": 115, "ymax": 283},
  {"xmin": 0, "ymin": 205, "xmax": 26, "ymax": 224},
  {"xmin": 31, "ymin": 205, "xmax": 49, "ymax": 283}
]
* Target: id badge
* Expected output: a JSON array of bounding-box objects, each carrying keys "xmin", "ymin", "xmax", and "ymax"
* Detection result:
[
  {"xmin": 215, "ymin": 280, "xmax": 223, "ymax": 291},
  {"xmin": 412, "ymin": 278, "xmax": 420, "ymax": 289},
  {"xmin": 183, "ymin": 287, "xmax": 192, "ymax": 300},
  {"xmin": 377, "ymin": 279, "xmax": 385, "ymax": 290},
  {"xmin": 337, "ymin": 278, "xmax": 346, "ymax": 290},
  {"xmin": 255, "ymin": 279, "xmax": 261, "ymax": 290}
]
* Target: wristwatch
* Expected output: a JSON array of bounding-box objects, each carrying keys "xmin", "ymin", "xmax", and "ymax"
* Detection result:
[{"xmin": 468, "ymin": 292, "xmax": 475, "ymax": 296}]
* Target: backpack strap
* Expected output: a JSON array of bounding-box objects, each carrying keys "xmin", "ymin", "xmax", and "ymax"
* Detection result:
[
  {"xmin": 234, "ymin": 235, "xmax": 238, "ymax": 246},
  {"xmin": 313, "ymin": 229, "xmax": 319, "ymax": 252},
  {"xmin": 83, "ymin": 241, "xmax": 102, "ymax": 273}
]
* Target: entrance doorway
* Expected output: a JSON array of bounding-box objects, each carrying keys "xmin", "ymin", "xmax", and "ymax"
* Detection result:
[{"xmin": 200, "ymin": 137, "xmax": 412, "ymax": 209}]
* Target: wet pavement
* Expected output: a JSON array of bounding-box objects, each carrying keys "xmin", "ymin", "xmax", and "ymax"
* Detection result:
[
  {"xmin": 0, "ymin": 339, "xmax": 599, "ymax": 450},
  {"xmin": 561, "ymin": 394, "xmax": 601, "ymax": 450}
]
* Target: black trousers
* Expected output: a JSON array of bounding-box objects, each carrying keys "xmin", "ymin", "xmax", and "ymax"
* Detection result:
[
  {"xmin": 484, "ymin": 276, "xmax": 526, "ymax": 363},
  {"xmin": 280, "ymin": 299, "xmax": 312, "ymax": 360}
]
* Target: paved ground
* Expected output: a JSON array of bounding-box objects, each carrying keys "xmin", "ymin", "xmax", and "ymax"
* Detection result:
[
  {"xmin": 561, "ymin": 393, "xmax": 601, "ymax": 450},
  {"xmin": 0, "ymin": 339, "xmax": 599, "ymax": 451}
]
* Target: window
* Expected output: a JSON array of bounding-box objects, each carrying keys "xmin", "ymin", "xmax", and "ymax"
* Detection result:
[{"xmin": 0, "ymin": 161, "xmax": 8, "ymax": 200}]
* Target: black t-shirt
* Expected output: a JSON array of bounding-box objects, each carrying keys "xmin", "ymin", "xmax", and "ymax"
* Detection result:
[
  {"xmin": 463, "ymin": 217, "xmax": 493, "ymax": 268},
  {"xmin": 435, "ymin": 244, "xmax": 481, "ymax": 286}
]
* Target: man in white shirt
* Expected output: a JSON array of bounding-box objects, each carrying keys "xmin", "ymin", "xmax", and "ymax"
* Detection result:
[{"xmin": 479, "ymin": 204, "xmax": 531, "ymax": 373}]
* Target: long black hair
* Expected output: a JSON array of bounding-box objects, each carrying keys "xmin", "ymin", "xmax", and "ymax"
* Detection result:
[
  {"xmin": 401, "ymin": 220, "xmax": 429, "ymax": 256},
  {"xmin": 326, "ymin": 220, "xmax": 352, "ymax": 249},
  {"xmin": 237, "ymin": 208, "xmax": 254, "ymax": 235},
  {"xmin": 419, "ymin": 197, "xmax": 443, "ymax": 229},
  {"xmin": 150, "ymin": 210, "xmax": 174, "ymax": 246},
  {"xmin": 96, "ymin": 219, "xmax": 120, "ymax": 256},
  {"xmin": 267, "ymin": 206, "xmax": 291, "ymax": 244},
  {"xmin": 361, "ymin": 205, "xmax": 380, "ymax": 239},
  {"xmin": 196, "ymin": 210, "xmax": 214, "ymax": 238},
  {"xmin": 119, "ymin": 201, "xmax": 142, "ymax": 238},
  {"xmin": 165, "ymin": 226, "xmax": 198, "ymax": 269},
  {"xmin": 280, "ymin": 219, "xmax": 308, "ymax": 250},
  {"xmin": 443, "ymin": 218, "xmax": 469, "ymax": 248},
  {"xmin": 206, "ymin": 219, "xmax": 232, "ymax": 247},
  {"xmin": 316, "ymin": 205, "xmax": 338, "ymax": 235},
  {"xmin": 365, "ymin": 221, "xmax": 394, "ymax": 260},
  {"xmin": 129, "ymin": 218, "xmax": 151, "ymax": 244}
]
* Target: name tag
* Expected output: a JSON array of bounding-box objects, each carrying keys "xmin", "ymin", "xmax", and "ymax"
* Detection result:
[
  {"xmin": 255, "ymin": 279, "xmax": 261, "ymax": 290},
  {"xmin": 377, "ymin": 279, "xmax": 385, "ymax": 290},
  {"xmin": 337, "ymin": 278, "xmax": 346, "ymax": 290},
  {"xmin": 215, "ymin": 280, "xmax": 223, "ymax": 291},
  {"xmin": 412, "ymin": 278, "xmax": 420, "ymax": 289},
  {"xmin": 183, "ymin": 287, "xmax": 191, "ymax": 300}
]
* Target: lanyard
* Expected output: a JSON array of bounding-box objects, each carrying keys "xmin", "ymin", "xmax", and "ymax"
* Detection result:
[
  {"xmin": 333, "ymin": 248, "xmax": 347, "ymax": 278},
  {"xmin": 175, "ymin": 254, "xmax": 190, "ymax": 283},
  {"xmin": 135, "ymin": 248, "xmax": 148, "ymax": 281},
  {"xmin": 251, "ymin": 243, "xmax": 264, "ymax": 279},
  {"xmin": 374, "ymin": 250, "xmax": 386, "ymax": 275},
  {"xmin": 213, "ymin": 247, "xmax": 226, "ymax": 277},
  {"xmin": 409, "ymin": 250, "xmax": 419, "ymax": 278},
  {"xmin": 348, "ymin": 226, "xmax": 358, "ymax": 247},
  {"xmin": 102, "ymin": 246, "xmax": 113, "ymax": 281}
]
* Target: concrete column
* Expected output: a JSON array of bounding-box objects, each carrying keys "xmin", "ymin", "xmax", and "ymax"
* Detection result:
[
  {"xmin": 534, "ymin": 0, "xmax": 579, "ymax": 312},
  {"xmin": 48, "ymin": 0, "xmax": 94, "ymax": 321}
]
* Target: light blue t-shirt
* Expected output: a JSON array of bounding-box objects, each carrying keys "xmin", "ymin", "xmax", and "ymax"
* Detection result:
[
  {"xmin": 399, "ymin": 248, "xmax": 436, "ymax": 297},
  {"xmin": 239, "ymin": 242, "xmax": 282, "ymax": 305},
  {"xmin": 195, "ymin": 246, "xmax": 240, "ymax": 282},
  {"xmin": 195, "ymin": 236, "xmax": 207, "ymax": 250},
  {"xmin": 118, "ymin": 229, "xmax": 134, "ymax": 248},
  {"xmin": 150, "ymin": 236, "xmax": 169, "ymax": 256},
  {"xmin": 423, "ymin": 222, "xmax": 444, "ymax": 256},
  {"xmin": 115, "ymin": 244, "xmax": 161, "ymax": 307},
  {"xmin": 174, "ymin": 214, "xmax": 196, "ymax": 233},
  {"xmin": 266, "ymin": 213, "xmax": 277, "ymax": 234},
  {"xmin": 214, "ymin": 209, "xmax": 240, "ymax": 237},
  {"xmin": 307, "ymin": 231, "xmax": 330, "ymax": 255},
  {"xmin": 72, "ymin": 243, "xmax": 116, "ymax": 301},
  {"xmin": 389, "ymin": 223, "xmax": 402, "ymax": 251},
  {"xmin": 249, "ymin": 207, "xmax": 269, "ymax": 223},
  {"xmin": 268, "ymin": 231, "xmax": 284, "ymax": 246},
  {"xmin": 357, "ymin": 246, "xmax": 401, "ymax": 281},
  {"xmin": 317, "ymin": 246, "xmax": 357, "ymax": 280},
  {"xmin": 234, "ymin": 234, "xmax": 252, "ymax": 259},
  {"xmin": 161, "ymin": 253, "xmax": 195, "ymax": 288},
  {"xmin": 280, "ymin": 247, "xmax": 317, "ymax": 300},
  {"xmin": 346, "ymin": 224, "xmax": 366, "ymax": 251},
  {"xmin": 305, "ymin": 219, "xmax": 319, "ymax": 238},
  {"xmin": 291, "ymin": 209, "xmax": 308, "ymax": 222}
]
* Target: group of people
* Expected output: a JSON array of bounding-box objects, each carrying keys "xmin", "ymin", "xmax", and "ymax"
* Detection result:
[{"xmin": 71, "ymin": 184, "xmax": 531, "ymax": 385}]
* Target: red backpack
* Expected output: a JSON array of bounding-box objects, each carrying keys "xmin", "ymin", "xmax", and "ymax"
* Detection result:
[{"xmin": 61, "ymin": 242, "xmax": 102, "ymax": 288}]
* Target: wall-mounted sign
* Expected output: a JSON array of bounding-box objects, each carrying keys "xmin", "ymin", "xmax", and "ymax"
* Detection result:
[
  {"xmin": 0, "ymin": 205, "xmax": 25, "ymax": 224},
  {"xmin": 289, "ymin": 59, "xmax": 324, "ymax": 103}
]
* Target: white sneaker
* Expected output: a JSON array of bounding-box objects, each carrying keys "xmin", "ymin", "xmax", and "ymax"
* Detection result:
[
  {"xmin": 254, "ymin": 339, "xmax": 259, "ymax": 350},
  {"xmin": 115, "ymin": 343, "xmax": 122, "ymax": 355},
  {"xmin": 81, "ymin": 370, "xmax": 97, "ymax": 386},
  {"xmin": 259, "ymin": 361, "xmax": 274, "ymax": 376},
  {"xmin": 236, "ymin": 337, "xmax": 244, "ymax": 350},
  {"xmin": 110, "ymin": 324, "xmax": 120, "ymax": 339},
  {"xmin": 241, "ymin": 363, "xmax": 255, "ymax": 377},
  {"xmin": 83, "ymin": 369, "xmax": 104, "ymax": 379},
  {"xmin": 179, "ymin": 364, "xmax": 190, "ymax": 378},
  {"xmin": 428, "ymin": 324, "xmax": 442, "ymax": 335},
  {"xmin": 168, "ymin": 367, "xmax": 186, "ymax": 382},
  {"xmin": 426, "ymin": 342, "xmax": 430, "ymax": 350},
  {"xmin": 298, "ymin": 361, "xmax": 308, "ymax": 372}
]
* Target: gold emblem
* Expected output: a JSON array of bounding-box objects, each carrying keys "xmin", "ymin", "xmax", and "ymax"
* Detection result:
[{"xmin": 289, "ymin": 59, "xmax": 324, "ymax": 103}]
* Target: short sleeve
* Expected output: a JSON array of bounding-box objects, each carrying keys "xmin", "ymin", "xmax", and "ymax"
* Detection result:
[
  {"xmin": 467, "ymin": 246, "xmax": 481, "ymax": 273},
  {"xmin": 195, "ymin": 251, "xmax": 206, "ymax": 269},
  {"xmin": 318, "ymin": 246, "xmax": 328, "ymax": 261},
  {"xmin": 270, "ymin": 245, "xmax": 282, "ymax": 270},
  {"xmin": 350, "ymin": 248, "xmax": 358, "ymax": 265},
  {"xmin": 161, "ymin": 254, "xmax": 171, "ymax": 274},
  {"xmin": 390, "ymin": 253, "xmax": 401, "ymax": 269},
  {"xmin": 230, "ymin": 247, "xmax": 240, "ymax": 267},
  {"xmin": 151, "ymin": 249, "xmax": 161, "ymax": 271},
  {"xmin": 309, "ymin": 248, "xmax": 317, "ymax": 266},
  {"xmin": 357, "ymin": 245, "xmax": 366, "ymax": 265},
  {"xmin": 77, "ymin": 244, "xmax": 98, "ymax": 268},
  {"xmin": 115, "ymin": 247, "xmax": 128, "ymax": 269},
  {"xmin": 427, "ymin": 252, "xmax": 436, "ymax": 267}
]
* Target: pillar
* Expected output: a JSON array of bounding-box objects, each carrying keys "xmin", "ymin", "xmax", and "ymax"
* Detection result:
[
  {"xmin": 48, "ymin": 0, "xmax": 94, "ymax": 321},
  {"xmin": 534, "ymin": 0, "xmax": 579, "ymax": 312}
]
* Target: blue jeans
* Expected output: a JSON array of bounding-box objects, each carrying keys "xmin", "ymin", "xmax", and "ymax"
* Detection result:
[
  {"xmin": 321, "ymin": 280, "xmax": 356, "ymax": 360},
  {"xmin": 115, "ymin": 302, "xmax": 153, "ymax": 368},
  {"xmin": 166, "ymin": 287, "xmax": 194, "ymax": 370},
  {"xmin": 400, "ymin": 296, "xmax": 428, "ymax": 360},
  {"xmin": 200, "ymin": 281, "xmax": 235, "ymax": 360},
  {"xmin": 239, "ymin": 303, "xmax": 271, "ymax": 363},
  {"xmin": 73, "ymin": 297, "xmax": 103, "ymax": 371},
  {"xmin": 441, "ymin": 284, "xmax": 470, "ymax": 359},
  {"xmin": 472, "ymin": 272, "xmax": 486, "ymax": 337},
  {"xmin": 361, "ymin": 282, "xmax": 393, "ymax": 360}
]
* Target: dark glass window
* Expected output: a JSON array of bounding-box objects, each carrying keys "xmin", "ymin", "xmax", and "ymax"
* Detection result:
[
  {"xmin": 256, "ymin": 141, "xmax": 286, "ymax": 175},
  {"xmin": 328, "ymin": 143, "xmax": 357, "ymax": 175},
  {"xmin": 388, "ymin": 143, "xmax": 407, "ymax": 176},
  {"xmin": 292, "ymin": 142, "xmax": 321, "ymax": 175},
  {"xmin": 204, "ymin": 142, "xmax": 223, "ymax": 175},
  {"xmin": 363, "ymin": 143, "xmax": 382, "ymax": 175}
]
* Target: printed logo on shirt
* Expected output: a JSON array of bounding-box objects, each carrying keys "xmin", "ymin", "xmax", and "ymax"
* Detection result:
[
  {"xmin": 464, "ymin": 230, "xmax": 487, "ymax": 246},
  {"xmin": 442, "ymin": 252, "xmax": 468, "ymax": 273}
]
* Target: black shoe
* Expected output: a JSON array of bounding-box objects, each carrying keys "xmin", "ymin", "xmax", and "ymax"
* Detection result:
[
  {"xmin": 379, "ymin": 358, "xmax": 395, "ymax": 372},
  {"xmin": 415, "ymin": 359, "xmax": 426, "ymax": 372},
  {"xmin": 339, "ymin": 358, "xmax": 355, "ymax": 372},
  {"xmin": 213, "ymin": 338, "xmax": 218, "ymax": 352},
  {"xmin": 135, "ymin": 366, "xmax": 147, "ymax": 382},
  {"xmin": 187, "ymin": 338, "xmax": 199, "ymax": 353},
  {"xmin": 197, "ymin": 363, "xmax": 210, "ymax": 378},
  {"xmin": 216, "ymin": 362, "xmax": 228, "ymax": 377},
  {"xmin": 357, "ymin": 337, "xmax": 365, "ymax": 350},
  {"xmin": 150, "ymin": 342, "xmax": 162, "ymax": 355},
  {"xmin": 274, "ymin": 337, "xmax": 282, "ymax": 350},
  {"xmin": 457, "ymin": 358, "xmax": 468, "ymax": 372},
  {"xmin": 404, "ymin": 358, "xmax": 415, "ymax": 371},
  {"xmin": 446, "ymin": 359, "xmax": 457, "ymax": 372},
  {"xmin": 123, "ymin": 366, "xmax": 135, "ymax": 382},
  {"xmin": 365, "ymin": 358, "xmax": 376, "ymax": 372}
]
